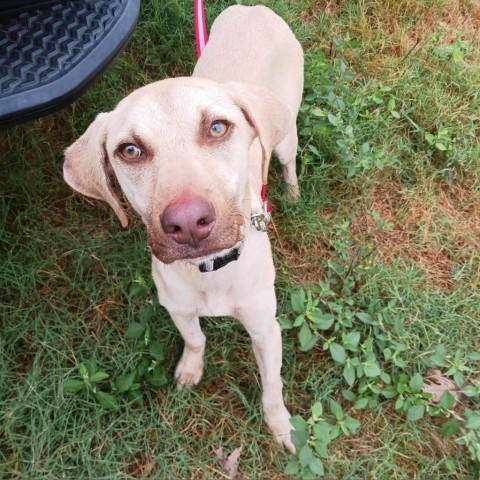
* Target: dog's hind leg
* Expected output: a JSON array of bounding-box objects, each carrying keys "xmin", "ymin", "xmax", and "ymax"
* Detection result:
[
  {"xmin": 274, "ymin": 124, "xmax": 299, "ymax": 199},
  {"xmin": 170, "ymin": 313, "xmax": 206, "ymax": 387},
  {"xmin": 236, "ymin": 296, "xmax": 295, "ymax": 453}
]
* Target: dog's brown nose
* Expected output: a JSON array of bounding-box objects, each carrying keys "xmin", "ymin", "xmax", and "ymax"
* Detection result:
[{"xmin": 160, "ymin": 194, "xmax": 216, "ymax": 248}]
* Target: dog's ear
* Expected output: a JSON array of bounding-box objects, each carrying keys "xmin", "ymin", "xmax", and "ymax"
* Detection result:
[
  {"xmin": 226, "ymin": 82, "xmax": 292, "ymax": 184},
  {"xmin": 63, "ymin": 113, "xmax": 129, "ymax": 228}
]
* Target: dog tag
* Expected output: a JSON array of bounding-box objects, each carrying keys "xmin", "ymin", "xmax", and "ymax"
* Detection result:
[{"xmin": 251, "ymin": 201, "xmax": 271, "ymax": 232}]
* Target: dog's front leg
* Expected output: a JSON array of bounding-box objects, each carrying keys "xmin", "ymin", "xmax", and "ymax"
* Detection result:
[
  {"xmin": 236, "ymin": 296, "xmax": 295, "ymax": 453},
  {"xmin": 169, "ymin": 312, "xmax": 206, "ymax": 387}
]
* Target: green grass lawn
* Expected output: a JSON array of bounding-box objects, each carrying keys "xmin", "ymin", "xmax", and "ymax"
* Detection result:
[{"xmin": 1, "ymin": 0, "xmax": 480, "ymax": 478}]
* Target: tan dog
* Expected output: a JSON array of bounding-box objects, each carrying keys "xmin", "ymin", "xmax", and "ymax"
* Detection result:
[{"xmin": 64, "ymin": 5, "xmax": 303, "ymax": 452}]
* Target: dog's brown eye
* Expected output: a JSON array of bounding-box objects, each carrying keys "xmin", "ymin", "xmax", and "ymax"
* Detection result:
[
  {"xmin": 121, "ymin": 144, "xmax": 143, "ymax": 160},
  {"xmin": 209, "ymin": 121, "xmax": 228, "ymax": 138}
]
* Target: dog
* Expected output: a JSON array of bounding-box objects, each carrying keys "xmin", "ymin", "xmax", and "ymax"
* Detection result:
[{"xmin": 64, "ymin": 5, "xmax": 303, "ymax": 452}]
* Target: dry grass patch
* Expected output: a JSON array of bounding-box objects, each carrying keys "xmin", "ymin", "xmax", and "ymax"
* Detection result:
[
  {"xmin": 274, "ymin": 236, "xmax": 330, "ymax": 286},
  {"xmin": 353, "ymin": 0, "xmax": 480, "ymax": 54},
  {"xmin": 125, "ymin": 450, "xmax": 158, "ymax": 478},
  {"xmin": 302, "ymin": 0, "xmax": 345, "ymax": 21},
  {"xmin": 350, "ymin": 181, "xmax": 480, "ymax": 290},
  {"xmin": 304, "ymin": 0, "xmax": 480, "ymax": 73}
]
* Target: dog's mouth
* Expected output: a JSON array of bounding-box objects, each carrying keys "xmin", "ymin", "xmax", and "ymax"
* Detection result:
[{"xmin": 147, "ymin": 227, "xmax": 245, "ymax": 266}]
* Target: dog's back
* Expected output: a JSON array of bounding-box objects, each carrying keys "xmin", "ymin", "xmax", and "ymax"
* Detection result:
[{"xmin": 193, "ymin": 5, "xmax": 303, "ymax": 117}]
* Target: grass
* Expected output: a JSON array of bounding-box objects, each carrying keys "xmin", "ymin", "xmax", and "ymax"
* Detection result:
[{"xmin": 1, "ymin": 0, "xmax": 480, "ymax": 478}]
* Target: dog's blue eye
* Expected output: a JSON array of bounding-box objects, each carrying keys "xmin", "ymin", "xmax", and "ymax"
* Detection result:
[
  {"xmin": 121, "ymin": 144, "xmax": 142, "ymax": 160},
  {"xmin": 210, "ymin": 121, "xmax": 228, "ymax": 137}
]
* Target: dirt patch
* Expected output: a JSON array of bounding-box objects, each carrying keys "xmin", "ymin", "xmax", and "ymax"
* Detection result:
[
  {"xmin": 432, "ymin": 0, "xmax": 480, "ymax": 45},
  {"xmin": 314, "ymin": 0, "xmax": 480, "ymax": 59},
  {"xmin": 273, "ymin": 236, "xmax": 330, "ymax": 286},
  {"xmin": 350, "ymin": 181, "xmax": 480, "ymax": 290},
  {"xmin": 398, "ymin": 0, "xmax": 480, "ymax": 61}
]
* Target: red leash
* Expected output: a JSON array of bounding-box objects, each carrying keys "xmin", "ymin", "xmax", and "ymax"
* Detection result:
[
  {"xmin": 194, "ymin": 0, "xmax": 208, "ymax": 58},
  {"xmin": 260, "ymin": 184, "xmax": 272, "ymax": 214}
]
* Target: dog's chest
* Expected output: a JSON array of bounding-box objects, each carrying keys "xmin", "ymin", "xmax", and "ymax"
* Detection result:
[
  {"xmin": 195, "ymin": 287, "xmax": 236, "ymax": 317},
  {"xmin": 152, "ymin": 232, "xmax": 274, "ymax": 318},
  {"xmin": 153, "ymin": 260, "xmax": 241, "ymax": 317}
]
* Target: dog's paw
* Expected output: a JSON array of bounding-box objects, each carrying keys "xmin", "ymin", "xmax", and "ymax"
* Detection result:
[
  {"xmin": 265, "ymin": 406, "xmax": 295, "ymax": 454},
  {"xmin": 284, "ymin": 183, "xmax": 300, "ymax": 201},
  {"xmin": 174, "ymin": 355, "xmax": 204, "ymax": 387},
  {"xmin": 275, "ymin": 431, "xmax": 295, "ymax": 454}
]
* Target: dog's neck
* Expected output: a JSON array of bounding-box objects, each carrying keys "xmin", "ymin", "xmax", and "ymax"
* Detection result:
[{"xmin": 197, "ymin": 242, "xmax": 244, "ymax": 272}]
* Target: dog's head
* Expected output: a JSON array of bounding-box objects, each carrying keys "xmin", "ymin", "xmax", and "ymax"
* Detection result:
[{"xmin": 64, "ymin": 77, "xmax": 291, "ymax": 264}]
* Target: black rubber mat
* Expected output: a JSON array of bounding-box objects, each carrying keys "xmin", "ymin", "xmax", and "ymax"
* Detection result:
[{"xmin": 0, "ymin": 0, "xmax": 140, "ymax": 127}]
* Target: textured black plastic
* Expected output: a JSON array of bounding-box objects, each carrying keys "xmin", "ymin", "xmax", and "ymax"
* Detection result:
[
  {"xmin": 0, "ymin": 1, "xmax": 61, "ymax": 17},
  {"xmin": 0, "ymin": 0, "xmax": 140, "ymax": 127}
]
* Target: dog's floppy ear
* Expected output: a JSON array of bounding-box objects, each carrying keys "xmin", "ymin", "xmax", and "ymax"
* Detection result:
[
  {"xmin": 226, "ymin": 82, "xmax": 292, "ymax": 184},
  {"xmin": 63, "ymin": 112, "xmax": 129, "ymax": 228}
]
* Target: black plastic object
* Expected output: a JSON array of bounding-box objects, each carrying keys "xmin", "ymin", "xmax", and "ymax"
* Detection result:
[
  {"xmin": 0, "ymin": 0, "xmax": 140, "ymax": 128},
  {"xmin": 0, "ymin": 1, "xmax": 61, "ymax": 16}
]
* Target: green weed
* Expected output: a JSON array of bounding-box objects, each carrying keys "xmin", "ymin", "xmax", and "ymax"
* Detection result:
[
  {"xmin": 282, "ymin": 222, "xmax": 480, "ymax": 477},
  {"xmin": 63, "ymin": 304, "xmax": 168, "ymax": 412}
]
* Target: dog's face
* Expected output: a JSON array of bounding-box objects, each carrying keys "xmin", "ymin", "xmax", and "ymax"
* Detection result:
[{"xmin": 64, "ymin": 77, "xmax": 291, "ymax": 264}]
